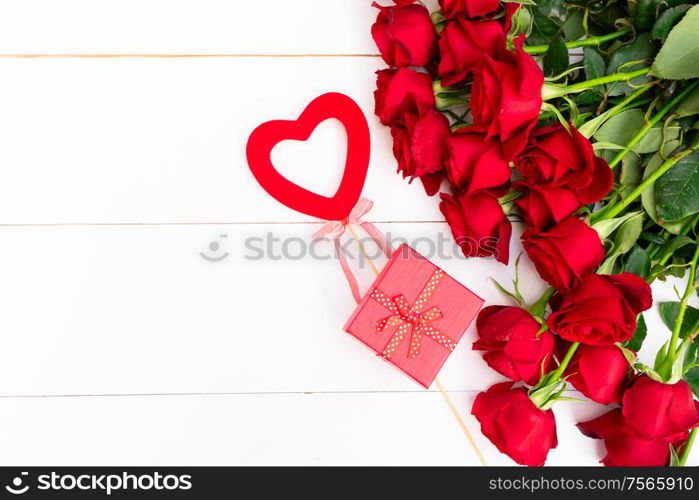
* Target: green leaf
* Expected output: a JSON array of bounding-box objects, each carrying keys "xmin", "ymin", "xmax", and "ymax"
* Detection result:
[
  {"xmin": 655, "ymin": 235, "xmax": 695, "ymax": 263},
  {"xmin": 634, "ymin": 121, "xmax": 681, "ymax": 154},
  {"xmin": 584, "ymin": 47, "xmax": 606, "ymax": 80},
  {"xmin": 535, "ymin": 0, "xmax": 570, "ymax": 25},
  {"xmin": 561, "ymin": 9, "xmax": 585, "ymax": 41},
  {"xmin": 652, "ymin": 5, "xmax": 693, "ymax": 41},
  {"xmin": 626, "ymin": 314, "xmax": 648, "ymax": 352},
  {"xmin": 634, "ymin": 0, "xmax": 660, "ymax": 30},
  {"xmin": 620, "ymin": 153, "xmax": 642, "ymax": 199},
  {"xmin": 624, "ymin": 245, "xmax": 651, "ymax": 279},
  {"xmin": 592, "ymin": 211, "xmax": 643, "ymax": 240},
  {"xmin": 685, "ymin": 340, "xmax": 698, "ymax": 372},
  {"xmin": 606, "ymin": 33, "xmax": 657, "ymax": 96},
  {"xmin": 656, "ymin": 150, "xmax": 699, "ymax": 222},
  {"xmin": 650, "ymin": 5, "xmax": 699, "ymax": 80},
  {"xmin": 640, "ymin": 231, "xmax": 667, "ymax": 244},
  {"xmin": 613, "ymin": 212, "xmax": 644, "ymax": 254},
  {"xmin": 659, "ymin": 302, "xmax": 699, "ymax": 338},
  {"xmin": 641, "ymin": 140, "xmax": 681, "ymax": 225},
  {"xmin": 590, "ymin": 212, "xmax": 635, "ymax": 239},
  {"xmin": 598, "ymin": 251, "xmax": 622, "ymax": 274},
  {"xmin": 584, "ymin": 47, "xmax": 606, "ymax": 96},
  {"xmin": 544, "ymin": 35, "xmax": 569, "ymax": 77},
  {"xmin": 674, "ymin": 84, "xmax": 699, "ymax": 117},
  {"xmin": 594, "ymin": 109, "xmax": 644, "ymax": 146},
  {"xmin": 594, "ymin": 112, "xmax": 680, "ymax": 156},
  {"xmin": 529, "ymin": 17, "xmax": 558, "ymax": 44},
  {"xmin": 685, "ymin": 364, "xmax": 699, "ymax": 397}
]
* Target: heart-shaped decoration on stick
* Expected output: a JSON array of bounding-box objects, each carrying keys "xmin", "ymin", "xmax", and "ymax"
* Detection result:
[{"xmin": 246, "ymin": 92, "xmax": 370, "ymax": 221}]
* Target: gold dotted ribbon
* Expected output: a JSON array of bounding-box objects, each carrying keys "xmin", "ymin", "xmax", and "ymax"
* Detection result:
[{"xmin": 369, "ymin": 269, "xmax": 456, "ymax": 359}]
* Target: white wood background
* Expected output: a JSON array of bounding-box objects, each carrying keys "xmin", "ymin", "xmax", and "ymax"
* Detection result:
[{"xmin": 0, "ymin": 0, "xmax": 695, "ymax": 466}]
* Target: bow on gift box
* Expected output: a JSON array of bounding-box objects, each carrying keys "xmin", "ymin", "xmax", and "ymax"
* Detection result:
[{"xmin": 370, "ymin": 269, "xmax": 457, "ymax": 359}]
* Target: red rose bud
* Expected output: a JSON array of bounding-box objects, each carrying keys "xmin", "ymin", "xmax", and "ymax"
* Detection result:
[
  {"xmin": 390, "ymin": 109, "xmax": 450, "ymax": 196},
  {"xmin": 437, "ymin": 18, "xmax": 509, "ymax": 87},
  {"xmin": 374, "ymin": 68, "xmax": 435, "ymax": 126},
  {"xmin": 521, "ymin": 217, "xmax": 604, "ymax": 293},
  {"xmin": 578, "ymin": 408, "xmax": 689, "ymax": 466},
  {"xmin": 440, "ymin": 191, "xmax": 512, "ymax": 264},
  {"xmin": 445, "ymin": 128, "xmax": 511, "ymax": 196},
  {"xmin": 470, "ymin": 35, "xmax": 544, "ymax": 159},
  {"xmin": 372, "ymin": 2, "xmax": 437, "ymax": 68},
  {"xmin": 564, "ymin": 344, "xmax": 630, "ymax": 404},
  {"xmin": 472, "ymin": 382, "xmax": 558, "ymax": 466},
  {"xmin": 622, "ymin": 376, "xmax": 699, "ymax": 441},
  {"xmin": 513, "ymin": 124, "xmax": 614, "ymax": 229},
  {"xmin": 547, "ymin": 272, "xmax": 652, "ymax": 345},
  {"xmin": 474, "ymin": 306, "xmax": 555, "ymax": 385}
]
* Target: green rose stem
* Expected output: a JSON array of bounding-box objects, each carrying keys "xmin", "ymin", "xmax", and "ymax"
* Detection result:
[
  {"xmin": 662, "ymin": 241, "xmax": 699, "ymax": 362},
  {"xmin": 608, "ymin": 80, "xmax": 699, "ymax": 170},
  {"xmin": 524, "ymin": 28, "xmax": 631, "ymax": 55},
  {"xmin": 679, "ymin": 428, "xmax": 697, "ymax": 466},
  {"xmin": 654, "ymin": 243, "xmax": 699, "ymax": 467},
  {"xmin": 550, "ymin": 342, "xmax": 580, "ymax": 381},
  {"xmin": 542, "ymin": 68, "xmax": 651, "ymax": 100},
  {"xmin": 589, "ymin": 147, "xmax": 697, "ymax": 224}
]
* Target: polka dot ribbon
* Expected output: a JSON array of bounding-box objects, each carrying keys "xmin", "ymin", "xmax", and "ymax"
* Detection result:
[{"xmin": 369, "ymin": 269, "xmax": 457, "ymax": 359}]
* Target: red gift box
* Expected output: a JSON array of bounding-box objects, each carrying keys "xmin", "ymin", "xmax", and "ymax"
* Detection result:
[{"xmin": 344, "ymin": 244, "xmax": 484, "ymax": 388}]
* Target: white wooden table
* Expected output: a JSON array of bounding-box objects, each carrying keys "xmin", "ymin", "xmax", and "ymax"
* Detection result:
[{"xmin": 0, "ymin": 0, "xmax": 695, "ymax": 466}]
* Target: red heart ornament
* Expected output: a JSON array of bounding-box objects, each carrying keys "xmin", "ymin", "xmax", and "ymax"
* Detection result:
[{"xmin": 246, "ymin": 92, "xmax": 370, "ymax": 221}]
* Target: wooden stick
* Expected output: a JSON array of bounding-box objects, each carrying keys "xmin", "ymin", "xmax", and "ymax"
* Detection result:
[{"xmin": 346, "ymin": 223, "xmax": 488, "ymax": 466}]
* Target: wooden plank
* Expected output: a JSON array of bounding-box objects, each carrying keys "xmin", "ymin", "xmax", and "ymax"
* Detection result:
[
  {"xmin": 0, "ymin": 391, "xmax": 629, "ymax": 466},
  {"xmin": 0, "ymin": 57, "xmax": 441, "ymax": 224},
  {"xmin": 0, "ymin": 0, "xmax": 384, "ymax": 55},
  {"xmin": 0, "ymin": 222, "xmax": 681, "ymax": 396}
]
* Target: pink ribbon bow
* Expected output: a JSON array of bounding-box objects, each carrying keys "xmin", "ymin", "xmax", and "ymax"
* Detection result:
[
  {"xmin": 370, "ymin": 269, "xmax": 457, "ymax": 359},
  {"xmin": 312, "ymin": 198, "xmax": 392, "ymax": 303}
]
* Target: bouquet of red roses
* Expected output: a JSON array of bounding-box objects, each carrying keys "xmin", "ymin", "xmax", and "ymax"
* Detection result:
[{"xmin": 371, "ymin": 0, "xmax": 699, "ymax": 466}]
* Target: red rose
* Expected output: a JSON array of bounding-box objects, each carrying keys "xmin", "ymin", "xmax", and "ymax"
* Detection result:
[
  {"xmin": 440, "ymin": 191, "xmax": 511, "ymax": 264},
  {"xmin": 437, "ymin": 17, "xmax": 509, "ymax": 87},
  {"xmin": 470, "ymin": 35, "xmax": 544, "ymax": 159},
  {"xmin": 472, "ymin": 382, "xmax": 558, "ymax": 466},
  {"xmin": 391, "ymin": 109, "xmax": 450, "ymax": 195},
  {"xmin": 474, "ymin": 306, "xmax": 555, "ymax": 385},
  {"xmin": 563, "ymin": 344, "xmax": 630, "ymax": 404},
  {"xmin": 547, "ymin": 272, "xmax": 652, "ymax": 345},
  {"xmin": 513, "ymin": 124, "xmax": 614, "ymax": 229},
  {"xmin": 372, "ymin": 2, "xmax": 437, "ymax": 68},
  {"xmin": 513, "ymin": 184, "xmax": 583, "ymax": 231},
  {"xmin": 439, "ymin": 0, "xmax": 501, "ymax": 18},
  {"xmin": 374, "ymin": 68, "xmax": 435, "ymax": 126},
  {"xmin": 622, "ymin": 376, "xmax": 699, "ymax": 441},
  {"xmin": 521, "ymin": 217, "xmax": 604, "ymax": 293},
  {"xmin": 445, "ymin": 127, "xmax": 511, "ymax": 195},
  {"xmin": 578, "ymin": 408, "xmax": 689, "ymax": 466}
]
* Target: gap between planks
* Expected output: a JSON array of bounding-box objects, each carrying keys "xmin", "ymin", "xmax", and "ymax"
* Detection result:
[
  {"xmin": 0, "ymin": 221, "xmax": 447, "ymax": 227},
  {"xmin": 0, "ymin": 390, "xmax": 584, "ymax": 399},
  {"xmin": 0, "ymin": 54, "xmax": 382, "ymax": 59}
]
